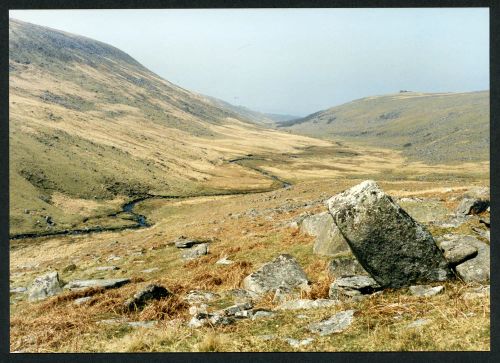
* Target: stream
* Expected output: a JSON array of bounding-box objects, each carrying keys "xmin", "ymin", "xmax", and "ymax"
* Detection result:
[{"xmin": 10, "ymin": 157, "xmax": 291, "ymax": 240}]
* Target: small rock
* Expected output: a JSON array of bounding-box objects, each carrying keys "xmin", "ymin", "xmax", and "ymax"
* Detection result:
[
  {"xmin": 462, "ymin": 285, "xmax": 490, "ymax": 300},
  {"xmin": 127, "ymin": 321, "xmax": 157, "ymax": 328},
  {"xmin": 234, "ymin": 310, "xmax": 253, "ymax": 319},
  {"xmin": 329, "ymin": 275, "xmax": 381, "ymax": 300},
  {"xmin": 141, "ymin": 268, "xmax": 160, "ymax": 273},
  {"xmin": 124, "ymin": 284, "xmax": 171, "ymax": 311},
  {"xmin": 10, "ymin": 287, "xmax": 27, "ymax": 294},
  {"xmin": 185, "ymin": 290, "xmax": 220, "ymax": 305},
  {"xmin": 456, "ymin": 198, "xmax": 489, "ymax": 216},
  {"xmin": 74, "ymin": 296, "xmax": 92, "ymax": 306},
  {"xmin": 106, "ymin": 255, "xmax": 121, "ymax": 261},
  {"xmin": 95, "ymin": 266, "xmax": 120, "ymax": 271},
  {"xmin": 242, "ymin": 254, "xmax": 309, "ymax": 295},
  {"xmin": 284, "ymin": 337, "xmax": 314, "ymax": 348},
  {"xmin": 222, "ymin": 302, "xmax": 253, "ymax": 316},
  {"xmin": 252, "ymin": 310, "xmax": 276, "ymax": 320},
  {"xmin": 182, "ymin": 243, "xmax": 209, "ymax": 260},
  {"xmin": 189, "ymin": 304, "xmax": 208, "ymax": 316},
  {"xmin": 409, "ymin": 285, "xmax": 444, "ymax": 297},
  {"xmin": 216, "ymin": 257, "xmax": 234, "ymax": 265},
  {"xmin": 307, "ymin": 310, "xmax": 355, "ymax": 336},
  {"xmin": 227, "ymin": 288, "xmax": 258, "ymax": 303},
  {"xmin": 64, "ymin": 278, "xmax": 130, "ymax": 290},
  {"xmin": 174, "ymin": 237, "xmax": 204, "ymax": 248},
  {"xmin": 62, "ymin": 264, "xmax": 77, "ymax": 273},
  {"xmin": 276, "ymin": 299, "xmax": 338, "ymax": 311},
  {"xmin": 437, "ymin": 240, "xmax": 477, "ymax": 265},
  {"xmin": 28, "ymin": 271, "xmax": 63, "ymax": 301},
  {"xmin": 407, "ymin": 318, "xmax": 431, "ymax": 328},
  {"xmin": 188, "ymin": 312, "xmax": 235, "ymax": 328},
  {"xmin": 441, "ymin": 235, "xmax": 490, "ymax": 283}
]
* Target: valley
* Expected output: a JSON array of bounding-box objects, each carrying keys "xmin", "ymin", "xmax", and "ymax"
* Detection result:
[{"xmin": 8, "ymin": 18, "xmax": 490, "ymax": 353}]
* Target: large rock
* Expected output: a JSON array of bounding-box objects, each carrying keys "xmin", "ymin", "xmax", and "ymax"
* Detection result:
[
  {"xmin": 439, "ymin": 234, "xmax": 490, "ymax": 283},
  {"xmin": 28, "ymin": 271, "xmax": 63, "ymax": 301},
  {"xmin": 242, "ymin": 254, "xmax": 309, "ymax": 295},
  {"xmin": 124, "ymin": 284, "xmax": 171, "ymax": 311},
  {"xmin": 327, "ymin": 180, "xmax": 452, "ymax": 288},
  {"xmin": 456, "ymin": 198, "xmax": 489, "ymax": 216},
  {"xmin": 328, "ymin": 256, "xmax": 368, "ymax": 277},
  {"xmin": 301, "ymin": 212, "xmax": 350, "ymax": 256}
]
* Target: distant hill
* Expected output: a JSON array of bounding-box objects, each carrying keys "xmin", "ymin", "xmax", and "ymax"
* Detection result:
[
  {"xmin": 205, "ymin": 96, "xmax": 298, "ymax": 126},
  {"xmin": 9, "ymin": 19, "xmax": 325, "ymax": 234},
  {"xmin": 263, "ymin": 112, "xmax": 300, "ymax": 124},
  {"xmin": 278, "ymin": 91, "xmax": 489, "ymax": 163}
]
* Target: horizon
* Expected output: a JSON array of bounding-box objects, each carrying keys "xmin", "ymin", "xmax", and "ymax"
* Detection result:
[{"xmin": 9, "ymin": 9, "xmax": 489, "ymax": 116}]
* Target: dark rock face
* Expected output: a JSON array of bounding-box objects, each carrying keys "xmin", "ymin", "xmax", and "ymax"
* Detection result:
[
  {"xmin": 456, "ymin": 198, "xmax": 489, "ymax": 216},
  {"xmin": 124, "ymin": 284, "xmax": 171, "ymax": 311},
  {"xmin": 242, "ymin": 254, "xmax": 309, "ymax": 295},
  {"xmin": 327, "ymin": 180, "xmax": 452, "ymax": 288}
]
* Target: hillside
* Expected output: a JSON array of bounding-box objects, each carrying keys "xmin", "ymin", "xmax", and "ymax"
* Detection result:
[
  {"xmin": 9, "ymin": 19, "xmax": 329, "ymax": 235},
  {"xmin": 278, "ymin": 91, "xmax": 489, "ymax": 164}
]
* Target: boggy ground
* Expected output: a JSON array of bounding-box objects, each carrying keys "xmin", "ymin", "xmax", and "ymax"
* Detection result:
[{"xmin": 9, "ymin": 150, "xmax": 490, "ymax": 352}]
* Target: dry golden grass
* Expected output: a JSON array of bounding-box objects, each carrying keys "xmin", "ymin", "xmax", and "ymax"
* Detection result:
[{"xmin": 10, "ymin": 164, "xmax": 489, "ymax": 352}]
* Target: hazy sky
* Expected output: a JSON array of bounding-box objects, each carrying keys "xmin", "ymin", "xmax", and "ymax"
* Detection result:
[{"xmin": 10, "ymin": 9, "xmax": 489, "ymax": 116}]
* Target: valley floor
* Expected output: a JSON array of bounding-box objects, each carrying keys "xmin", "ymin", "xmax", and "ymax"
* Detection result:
[{"xmin": 9, "ymin": 145, "xmax": 490, "ymax": 352}]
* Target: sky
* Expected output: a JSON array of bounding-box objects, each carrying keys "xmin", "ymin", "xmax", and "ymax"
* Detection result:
[{"xmin": 9, "ymin": 9, "xmax": 489, "ymax": 116}]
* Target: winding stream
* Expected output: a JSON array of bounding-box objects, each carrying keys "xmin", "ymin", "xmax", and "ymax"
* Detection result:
[{"xmin": 10, "ymin": 157, "xmax": 291, "ymax": 240}]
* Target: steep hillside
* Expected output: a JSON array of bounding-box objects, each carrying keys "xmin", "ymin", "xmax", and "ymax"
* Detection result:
[
  {"xmin": 9, "ymin": 19, "xmax": 329, "ymax": 235},
  {"xmin": 278, "ymin": 91, "xmax": 489, "ymax": 163}
]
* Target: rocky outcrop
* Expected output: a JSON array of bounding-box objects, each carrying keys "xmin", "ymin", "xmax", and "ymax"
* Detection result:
[
  {"xmin": 327, "ymin": 180, "xmax": 452, "ymax": 288},
  {"xmin": 28, "ymin": 271, "xmax": 63, "ymax": 301},
  {"xmin": 242, "ymin": 254, "xmax": 309, "ymax": 295}
]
